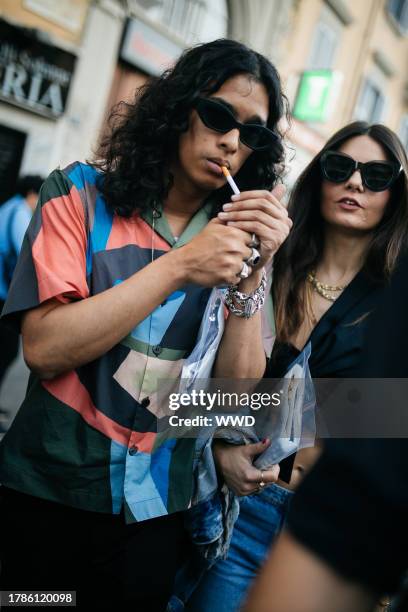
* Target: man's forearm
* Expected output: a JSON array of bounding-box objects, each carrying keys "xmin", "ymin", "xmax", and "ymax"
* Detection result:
[
  {"xmin": 213, "ymin": 269, "xmax": 267, "ymax": 379},
  {"xmin": 22, "ymin": 249, "xmax": 187, "ymax": 378}
]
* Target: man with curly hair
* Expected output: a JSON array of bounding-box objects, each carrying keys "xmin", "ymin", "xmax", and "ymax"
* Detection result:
[{"xmin": 0, "ymin": 39, "xmax": 291, "ymax": 609}]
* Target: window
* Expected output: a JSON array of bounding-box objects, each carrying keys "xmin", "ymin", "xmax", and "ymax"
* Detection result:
[
  {"xmin": 387, "ymin": 0, "xmax": 408, "ymax": 35},
  {"xmin": 130, "ymin": 0, "xmax": 228, "ymax": 45},
  {"xmin": 309, "ymin": 22, "xmax": 338, "ymax": 68},
  {"xmin": 400, "ymin": 115, "xmax": 408, "ymax": 151},
  {"xmin": 308, "ymin": 6, "xmax": 342, "ymax": 69},
  {"xmin": 354, "ymin": 78, "xmax": 385, "ymax": 123}
]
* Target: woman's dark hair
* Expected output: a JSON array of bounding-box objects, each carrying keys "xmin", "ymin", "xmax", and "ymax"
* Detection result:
[
  {"xmin": 273, "ymin": 121, "xmax": 408, "ymax": 343},
  {"xmin": 92, "ymin": 38, "xmax": 288, "ymax": 216}
]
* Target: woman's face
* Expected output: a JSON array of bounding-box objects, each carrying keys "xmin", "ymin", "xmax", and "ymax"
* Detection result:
[
  {"xmin": 174, "ymin": 73, "xmax": 270, "ymax": 195},
  {"xmin": 320, "ymin": 135, "xmax": 392, "ymax": 233}
]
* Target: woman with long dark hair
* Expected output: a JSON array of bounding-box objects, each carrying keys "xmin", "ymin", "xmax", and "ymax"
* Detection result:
[
  {"xmin": 0, "ymin": 39, "xmax": 292, "ymax": 610},
  {"xmin": 187, "ymin": 121, "xmax": 408, "ymax": 611}
]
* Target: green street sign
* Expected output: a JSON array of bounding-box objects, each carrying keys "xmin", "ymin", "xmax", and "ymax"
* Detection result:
[{"xmin": 293, "ymin": 70, "xmax": 336, "ymax": 122}]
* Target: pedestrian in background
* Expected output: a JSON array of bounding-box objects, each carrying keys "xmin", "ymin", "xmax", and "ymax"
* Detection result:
[{"xmin": 0, "ymin": 175, "xmax": 43, "ymax": 432}]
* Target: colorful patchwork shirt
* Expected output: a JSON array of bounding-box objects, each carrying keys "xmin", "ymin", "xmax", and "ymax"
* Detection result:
[{"xmin": 0, "ymin": 162, "xmax": 215, "ymax": 522}]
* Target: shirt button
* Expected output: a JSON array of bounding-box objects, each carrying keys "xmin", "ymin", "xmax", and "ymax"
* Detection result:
[
  {"xmin": 141, "ymin": 397, "xmax": 150, "ymax": 408},
  {"xmin": 128, "ymin": 445, "xmax": 138, "ymax": 456},
  {"xmin": 152, "ymin": 345, "xmax": 162, "ymax": 356}
]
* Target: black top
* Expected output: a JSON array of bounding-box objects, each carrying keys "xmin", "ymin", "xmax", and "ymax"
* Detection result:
[
  {"xmin": 267, "ymin": 268, "xmax": 384, "ymax": 379},
  {"xmin": 266, "ymin": 269, "xmax": 385, "ymax": 481},
  {"xmin": 287, "ymin": 254, "xmax": 408, "ymax": 593}
]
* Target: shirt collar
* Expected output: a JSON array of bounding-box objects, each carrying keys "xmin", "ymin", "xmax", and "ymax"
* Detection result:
[{"xmin": 141, "ymin": 200, "xmax": 213, "ymax": 248}]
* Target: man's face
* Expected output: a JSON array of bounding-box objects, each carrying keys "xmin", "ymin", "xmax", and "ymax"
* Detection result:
[{"xmin": 173, "ymin": 73, "xmax": 270, "ymax": 196}]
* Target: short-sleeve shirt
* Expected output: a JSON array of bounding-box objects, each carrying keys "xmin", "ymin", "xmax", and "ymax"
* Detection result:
[{"xmin": 0, "ymin": 162, "xmax": 216, "ymax": 523}]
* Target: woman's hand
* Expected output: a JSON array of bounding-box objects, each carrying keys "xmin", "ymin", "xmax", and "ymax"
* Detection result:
[
  {"xmin": 212, "ymin": 438, "xmax": 280, "ymax": 496},
  {"xmin": 217, "ymin": 184, "xmax": 292, "ymax": 268}
]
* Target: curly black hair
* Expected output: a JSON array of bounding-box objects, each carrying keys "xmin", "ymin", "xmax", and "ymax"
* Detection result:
[{"xmin": 92, "ymin": 38, "xmax": 288, "ymax": 217}]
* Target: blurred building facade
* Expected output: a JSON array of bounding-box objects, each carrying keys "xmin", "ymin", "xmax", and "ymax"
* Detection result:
[
  {"xmin": 0, "ymin": 0, "xmax": 407, "ymax": 198},
  {"xmin": 264, "ymin": 0, "xmax": 408, "ymax": 180},
  {"xmin": 0, "ymin": 0, "xmax": 127, "ymax": 201}
]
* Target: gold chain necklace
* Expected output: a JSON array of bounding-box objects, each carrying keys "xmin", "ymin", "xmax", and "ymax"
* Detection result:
[{"xmin": 307, "ymin": 270, "xmax": 345, "ymax": 302}]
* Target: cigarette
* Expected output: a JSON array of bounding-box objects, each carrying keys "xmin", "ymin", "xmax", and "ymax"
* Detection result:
[
  {"xmin": 221, "ymin": 166, "xmax": 240, "ymax": 195},
  {"xmin": 221, "ymin": 166, "xmax": 259, "ymax": 249}
]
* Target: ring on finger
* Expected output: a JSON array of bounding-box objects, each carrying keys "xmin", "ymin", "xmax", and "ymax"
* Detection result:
[
  {"xmin": 246, "ymin": 247, "xmax": 261, "ymax": 266},
  {"xmin": 258, "ymin": 470, "xmax": 265, "ymax": 488},
  {"xmin": 249, "ymin": 233, "xmax": 260, "ymax": 248},
  {"xmin": 238, "ymin": 261, "xmax": 251, "ymax": 279}
]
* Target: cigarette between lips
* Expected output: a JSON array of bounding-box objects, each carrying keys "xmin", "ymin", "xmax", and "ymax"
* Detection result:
[
  {"xmin": 221, "ymin": 166, "xmax": 240, "ymax": 195},
  {"xmin": 221, "ymin": 166, "xmax": 258, "ymax": 249}
]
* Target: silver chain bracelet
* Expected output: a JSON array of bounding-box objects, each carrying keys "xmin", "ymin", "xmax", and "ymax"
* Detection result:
[{"xmin": 224, "ymin": 269, "xmax": 267, "ymax": 318}]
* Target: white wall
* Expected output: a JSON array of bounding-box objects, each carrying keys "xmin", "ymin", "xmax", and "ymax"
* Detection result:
[{"xmin": 49, "ymin": 1, "xmax": 124, "ymax": 169}]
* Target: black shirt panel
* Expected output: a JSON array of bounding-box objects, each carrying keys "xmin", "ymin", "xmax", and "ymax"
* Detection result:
[
  {"xmin": 287, "ymin": 438, "xmax": 408, "ymax": 594},
  {"xmin": 267, "ymin": 270, "xmax": 384, "ymax": 482}
]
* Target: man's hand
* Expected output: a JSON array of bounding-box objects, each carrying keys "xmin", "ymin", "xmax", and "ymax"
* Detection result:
[
  {"xmin": 217, "ymin": 184, "xmax": 292, "ymax": 268},
  {"xmin": 179, "ymin": 218, "xmax": 253, "ymax": 287},
  {"xmin": 212, "ymin": 438, "xmax": 280, "ymax": 496}
]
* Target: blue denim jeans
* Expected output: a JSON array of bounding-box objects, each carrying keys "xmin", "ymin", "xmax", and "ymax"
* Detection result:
[
  {"xmin": 185, "ymin": 483, "xmax": 293, "ymax": 612},
  {"xmin": 167, "ymin": 489, "xmax": 239, "ymax": 612}
]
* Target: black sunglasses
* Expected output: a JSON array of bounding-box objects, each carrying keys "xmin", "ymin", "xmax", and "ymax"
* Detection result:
[
  {"xmin": 195, "ymin": 97, "xmax": 278, "ymax": 151},
  {"xmin": 320, "ymin": 150, "xmax": 402, "ymax": 192}
]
